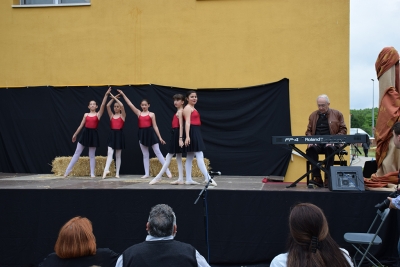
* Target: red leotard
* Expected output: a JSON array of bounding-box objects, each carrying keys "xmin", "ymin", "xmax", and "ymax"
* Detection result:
[
  {"xmin": 138, "ymin": 114, "xmax": 152, "ymax": 128},
  {"xmin": 172, "ymin": 114, "xmax": 179, "ymax": 128},
  {"xmin": 111, "ymin": 117, "xmax": 124, "ymax": 130},
  {"xmin": 85, "ymin": 115, "xmax": 99, "ymax": 129},
  {"xmin": 190, "ymin": 110, "xmax": 201, "ymax": 126}
]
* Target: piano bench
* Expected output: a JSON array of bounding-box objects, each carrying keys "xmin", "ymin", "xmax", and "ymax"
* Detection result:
[{"xmin": 306, "ymin": 158, "xmax": 347, "ymax": 184}]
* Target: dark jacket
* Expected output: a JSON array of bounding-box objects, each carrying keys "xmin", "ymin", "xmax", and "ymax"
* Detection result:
[
  {"xmin": 39, "ymin": 248, "xmax": 119, "ymax": 267},
  {"xmin": 122, "ymin": 240, "xmax": 197, "ymax": 267},
  {"xmin": 305, "ymin": 108, "xmax": 347, "ymax": 136},
  {"xmin": 362, "ymin": 138, "xmax": 371, "ymax": 149}
]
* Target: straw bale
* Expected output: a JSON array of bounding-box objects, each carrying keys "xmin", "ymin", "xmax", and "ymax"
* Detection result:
[
  {"xmin": 52, "ymin": 156, "xmax": 116, "ymax": 177},
  {"xmin": 150, "ymin": 157, "xmax": 210, "ymax": 177}
]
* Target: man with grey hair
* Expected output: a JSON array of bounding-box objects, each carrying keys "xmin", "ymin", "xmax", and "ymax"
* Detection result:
[
  {"xmin": 116, "ymin": 204, "xmax": 210, "ymax": 267},
  {"xmin": 305, "ymin": 94, "xmax": 347, "ymax": 187}
]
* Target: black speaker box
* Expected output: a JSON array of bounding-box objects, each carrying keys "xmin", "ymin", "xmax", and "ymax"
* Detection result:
[
  {"xmin": 363, "ymin": 160, "xmax": 377, "ymax": 178},
  {"xmin": 329, "ymin": 166, "xmax": 365, "ymax": 191}
]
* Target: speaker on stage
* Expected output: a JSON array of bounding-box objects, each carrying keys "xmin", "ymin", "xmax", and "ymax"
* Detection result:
[
  {"xmin": 329, "ymin": 166, "xmax": 365, "ymax": 191},
  {"xmin": 363, "ymin": 160, "xmax": 377, "ymax": 178}
]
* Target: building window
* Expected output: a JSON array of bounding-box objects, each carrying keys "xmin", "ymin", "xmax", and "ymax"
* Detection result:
[
  {"xmin": 59, "ymin": 0, "xmax": 89, "ymax": 3},
  {"xmin": 20, "ymin": 0, "xmax": 90, "ymax": 5},
  {"xmin": 23, "ymin": 0, "xmax": 53, "ymax": 3}
]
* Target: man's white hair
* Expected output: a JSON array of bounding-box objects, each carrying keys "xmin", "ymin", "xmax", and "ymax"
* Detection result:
[{"xmin": 316, "ymin": 94, "xmax": 330, "ymax": 104}]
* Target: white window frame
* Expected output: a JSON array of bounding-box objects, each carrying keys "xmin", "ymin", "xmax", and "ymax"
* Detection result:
[{"xmin": 13, "ymin": 0, "xmax": 90, "ymax": 7}]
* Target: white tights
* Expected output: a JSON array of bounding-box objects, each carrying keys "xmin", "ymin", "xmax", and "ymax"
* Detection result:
[
  {"xmin": 104, "ymin": 147, "xmax": 122, "ymax": 177},
  {"xmin": 139, "ymin": 142, "xmax": 171, "ymax": 177},
  {"xmin": 154, "ymin": 153, "xmax": 183, "ymax": 180},
  {"xmin": 185, "ymin": 151, "xmax": 211, "ymax": 182},
  {"xmin": 64, "ymin": 143, "xmax": 96, "ymax": 177}
]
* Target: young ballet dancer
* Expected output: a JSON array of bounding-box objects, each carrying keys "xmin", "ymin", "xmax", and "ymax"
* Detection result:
[
  {"xmin": 64, "ymin": 87, "xmax": 111, "ymax": 178},
  {"xmin": 117, "ymin": 89, "xmax": 172, "ymax": 178},
  {"xmin": 149, "ymin": 94, "xmax": 185, "ymax": 185},
  {"xmin": 102, "ymin": 92, "xmax": 126, "ymax": 179},
  {"xmin": 183, "ymin": 91, "xmax": 217, "ymax": 186}
]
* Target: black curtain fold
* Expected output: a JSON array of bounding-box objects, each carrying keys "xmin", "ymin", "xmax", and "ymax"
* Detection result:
[{"xmin": 0, "ymin": 79, "xmax": 291, "ymax": 176}]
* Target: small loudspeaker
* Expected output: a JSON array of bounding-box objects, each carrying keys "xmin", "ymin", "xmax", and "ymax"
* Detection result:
[
  {"xmin": 329, "ymin": 166, "xmax": 365, "ymax": 191},
  {"xmin": 363, "ymin": 160, "xmax": 377, "ymax": 178}
]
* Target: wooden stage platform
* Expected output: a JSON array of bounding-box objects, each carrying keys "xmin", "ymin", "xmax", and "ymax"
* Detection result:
[
  {"xmin": 0, "ymin": 173, "xmax": 326, "ymax": 191},
  {"xmin": 0, "ymin": 173, "xmax": 399, "ymax": 267}
]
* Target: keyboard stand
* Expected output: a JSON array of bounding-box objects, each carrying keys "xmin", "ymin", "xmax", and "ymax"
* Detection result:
[{"xmin": 286, "ymin": 143, "xmax": 349, "ymax": 188}]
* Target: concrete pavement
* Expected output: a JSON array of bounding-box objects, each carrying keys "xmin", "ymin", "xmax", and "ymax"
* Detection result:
[{"xmin": 349, "ymin": 155, "xmax": 374, "ymax": 167}]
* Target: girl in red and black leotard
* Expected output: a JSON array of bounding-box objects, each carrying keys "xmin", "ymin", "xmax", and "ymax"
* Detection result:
[
  {"xmin": 149, "ymin": 94, "xmax": 185, "ymax": 185},
  {"xmin": 118, "ymin": 89, "xmax": 172, "ymax": 178},
  {"xmin": 102, "ymin": 92, "xmax": 126, "ymax": 179},
  {"xmin": 64, "ymin": 88, "xmax": 111, "ymax": 178},
  {"xmin": 183, "ymin": 91, "xmax": 217, "ymax": 186}
]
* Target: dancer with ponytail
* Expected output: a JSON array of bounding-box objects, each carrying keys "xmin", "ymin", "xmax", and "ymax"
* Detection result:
[
  {"xmin": 102, "ymin": 92, "xmax": 126, "ymax": 179},
  {"xmin": 270, "ymin": 203, "xmax": 353, "ymax": 267},
  {"xmin": 64, "ymin": 88, "xmax": 111, "ymax": 178},
  {"xmin": 117, "ymin": 89, "xmax": 172, "ymax": 179},
  {"xmin": 149, "ymin": 94, "xmax": 185, "ymax": 185},
  {"xmin": 183, "ymin": 91, "xmax": 217, "ymax": 186}
]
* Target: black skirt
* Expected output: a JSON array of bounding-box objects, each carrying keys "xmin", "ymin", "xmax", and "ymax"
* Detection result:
[
  {"xmin": 107, "ymin": 129, "xmax": 125, "ymax": 149},
  {"xmin": 185, "ymin": 125, "xmax": 205, "ymax": 152},
  {"xmin": 78, "ymin": 127, "xmax": 100, "ymax": 147},
  {"xmin": 168, "ymin": 128, "xmax": 185, "ymax": 154},
  {"xmin": 138, "ymin": 127, "xmax": 159, "ymax": 147}
]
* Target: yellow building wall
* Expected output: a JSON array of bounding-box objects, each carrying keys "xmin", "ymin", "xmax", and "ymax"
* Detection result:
[{"xmin": 0, "ymin": 0, "xmax": 349, "ymax": 181}]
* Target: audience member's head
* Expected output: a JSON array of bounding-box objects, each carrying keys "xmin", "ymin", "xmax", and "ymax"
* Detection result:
[
  {"xmin": 147, "ymin": 204, "xmax": 177, "ymax": 237},
  {"xmin": 286, "ymin": 203, "xmax": 351, "ymax": 267},
  {"xmin": 54, "ymin": 216, "xmax": 96, "ymax": 258}
]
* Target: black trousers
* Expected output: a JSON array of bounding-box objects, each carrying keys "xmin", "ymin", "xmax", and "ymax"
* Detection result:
[{"xmin": 306, "ymin": 144, "xmax": 338, "ymax": 178}]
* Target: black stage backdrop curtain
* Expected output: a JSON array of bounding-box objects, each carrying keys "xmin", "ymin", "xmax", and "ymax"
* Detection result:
[
  {"xmin": 0, "ymin": 189, "xmax": 398, "ymax": 266},
  {"xmin": 0, "ymin": 79, "xmax": 291, "ymax": 176}
]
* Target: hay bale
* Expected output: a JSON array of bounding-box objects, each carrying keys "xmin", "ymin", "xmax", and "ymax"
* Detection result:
[
  {"xmin": 150, "ymin": 157, "xmax": 210, "ymax": 177},
  {"xmin": 52, "ymin": 156, "xmax": 116, "ymax": 177}
]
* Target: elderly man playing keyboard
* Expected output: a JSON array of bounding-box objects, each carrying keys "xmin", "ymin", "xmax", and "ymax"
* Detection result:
[{"xmin": 305, "ymin": 94, "xmax": 347, "ymax": 187}]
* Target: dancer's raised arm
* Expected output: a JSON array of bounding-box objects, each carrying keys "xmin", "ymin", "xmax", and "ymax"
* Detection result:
[
  {"xmin": 97, "ymin": 87, "xmax": 112, "ymax": 119},
  {"xmin": 106, "ymin": 97, "xmax": 115, "ymax": 119},
  {"xmin": 117, "ymin": 89, "xmax": 140, "ymax": 117}
]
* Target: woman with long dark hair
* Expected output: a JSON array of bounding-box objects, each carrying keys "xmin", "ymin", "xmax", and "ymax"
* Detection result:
[{"xmin": 270, "ymin": 203, "xmax": 353, "ymax": 267}]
